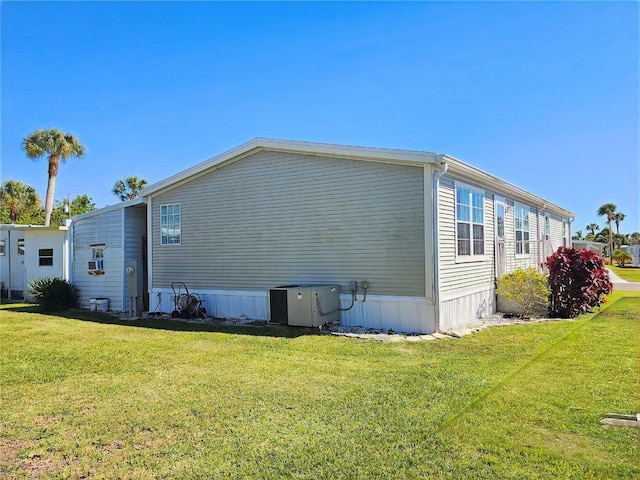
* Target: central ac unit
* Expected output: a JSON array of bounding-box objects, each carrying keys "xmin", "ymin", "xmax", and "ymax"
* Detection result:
[{"xmin": 269, "ymin": 284, "xmax": 340, "ymax": 327}]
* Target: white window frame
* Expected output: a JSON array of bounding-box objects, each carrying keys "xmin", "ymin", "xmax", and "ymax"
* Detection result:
[
  {"xmin": 515, "ymin": 203, "xmax": 531, "ymax": 257},
  {"xmin": 160, "ymin": 203, "xmax": 181, "ymax": 245},
  {"xmin": 88, "ymin": 244, "xmax": 105, "ymax": 274},
  {"xmin": 544, "ymin": 216, "xmax": 550, "ymax": 241},
  {"xmin": 17, "ymin": 238, "xmax": 25, "ymax": 256},
  {"xmin": 0, "ymin": 240, "xmax": 4, "ymax": 256},
  {"xmin": 562, "ymin": 221, "xmax": 568, "ymax": 247},
  {"xmin": 454, "ymin": 181, "xmax": 486, "ymax": 262}
]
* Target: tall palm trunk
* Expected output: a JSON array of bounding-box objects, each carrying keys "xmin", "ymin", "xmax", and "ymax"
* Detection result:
[
  {"xmin": 608, "ymin": 217, "xmax": 613, "ymax": 261},
  {"xmin": 43, "ymin": 155, "xmax": 59, "ymax": 227}
]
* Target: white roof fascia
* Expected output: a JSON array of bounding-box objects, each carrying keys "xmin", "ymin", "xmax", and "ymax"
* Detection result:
[
  {"xmin": 0, "ymin": 224, "xmax": 68, "ymax": 232},
  {"xmin": 72, "ymin": 197, "xmax": 147, "ymax": 223},
  {"xmin": 441, "ymin": 154, "xmax": 575, "ymax": 218},
  {"xmin": 141, "ymin": 137, "xmax": 439, "ymax": 198}
]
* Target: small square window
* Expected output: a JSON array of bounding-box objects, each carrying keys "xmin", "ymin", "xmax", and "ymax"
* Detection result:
[{"xmin": 39, "ymin": 248, "xmax": 54, "ymax": 266}]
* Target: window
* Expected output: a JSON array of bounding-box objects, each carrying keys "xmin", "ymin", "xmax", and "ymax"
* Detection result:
[
  {"xmin": 0, "ymin": 240, "xmax": 4, "ymax": 256},
  {"xmin": 562, "ymin": 221, "xmax": 568, "ymax": 247},
  {"xmin": 496, "ymin": 203, "xmax": 505, "ymax": 239},
  {"xmin": 545, "ymin": 216, "xmax": 550, "ymax": 241},
  {"xmin": 89, "ymin": 244, "xmax": 104, "ymax": 273},
  {"xmin": 515, "ymin": 204, "xmax": 530, "ymax": 255},
  {"xmin": 17, "ymin": 239, "xmax": 25, "ymax": 255},
  {"xmin": 39, "ymin": 248, "xmax": 54, "ymax": 266},
  {"xmin": 161, "ymin": 204, "xmax": 181, "ymax": 245},
  {"xmin": 456, "ymin": 184, "xmax": 485, "ymax": 257}
]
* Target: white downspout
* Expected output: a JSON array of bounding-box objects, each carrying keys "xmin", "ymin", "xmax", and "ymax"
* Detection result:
[{"xmin": 433, "ymin": 158, "xmax": 448, "ymax": 333}]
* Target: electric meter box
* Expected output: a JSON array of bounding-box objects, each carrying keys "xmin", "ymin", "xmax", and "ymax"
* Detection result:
[{"xmin": 126, "ymin": 259, "xmax": 143, "ymax": 298}]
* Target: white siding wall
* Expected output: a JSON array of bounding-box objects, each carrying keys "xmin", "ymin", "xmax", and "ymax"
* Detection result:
[
  {"xmin": 23, "ymin": 231, "xmax": 67, "ymax": 301},
  {"xmin": 151, "ymin": 150, "xmax": 426, "ymax": 297},
  {"xmin": 72, "ymin": 210, "xmax": 124, "ymax": 311}
]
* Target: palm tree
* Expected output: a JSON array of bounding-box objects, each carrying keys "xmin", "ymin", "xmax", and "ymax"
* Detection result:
[
  {"xmin": 597, "ymin": 203, "xmax": 617, "ymax": 261},
  {"xmin": 112, "ymin": 176, "xmax": 148, "ymax": 201},
  {"xmin": 0, "ymin": 180, "xmax": 40, "ymax": 223},
  {"xmin": 586, "ymin": 223, "xmax": 599, "ymax": 236},
  {"xmin": 572, "ymin": 230, "xmax": 583, "ymax": 240},
  {"xmin": 22, "ymin": 128, "xmax": 86, "ymax": 226},
  {"xmin": 612, "ymin": 212, "xmax": 625, "ymax": 235}
]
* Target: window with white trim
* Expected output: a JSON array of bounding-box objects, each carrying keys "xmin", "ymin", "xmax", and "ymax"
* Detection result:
[
  {"xmin": 0, "ymin": 240, "xmax": 4, "ymax": 256},
  {"xmin": 39, "ymin": 248, "xmax": 54, "ymax": 266},
  {"xmin": 545, "ymin": 216, "xmax": 550, "ymax": 241},
  {"xmin": 562, "ymin": 221, "xmax": 568, "ymax": 246},
  {"xmin": 88, "ymin": 244, "xmax": 105, "ymax": 274},
  {"xmin": 515, "ymin": 204, "xmax": 530, "ymax": 255},
  {"xmin": 456, "ymin": 184, "xmax": 485, "ymax": 257},
  {"xmin": 161, "ymin": 204, "xmax": 181, "ymax": 245},
  {"xmin": 17, "ymin": 238, "xmax": 25, "ymax": 255}
]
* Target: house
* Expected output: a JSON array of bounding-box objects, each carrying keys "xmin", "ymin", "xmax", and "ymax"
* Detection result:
[
  {"xmin": 70, "ymin": 198, "xmax": 147, "ymax": 314},
  {"xmin": 621, "ymin": 245, "xmax": 640, "ymax": 267},
  {"xmin": 0, "ymin": 224, "xmax": 71, "ymax": 300},
  {"xmin": 139, "ymin": 138, "xmax": 574, "ymax": 333}
]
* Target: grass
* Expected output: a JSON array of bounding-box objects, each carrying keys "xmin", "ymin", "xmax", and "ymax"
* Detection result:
[
  {"xmin": 1, "ymin": 292, "xmax": 638, "ymax": 479},
  {"xmin": 608, "ymin": 264, "xmax": 640, "ymax": 282}
]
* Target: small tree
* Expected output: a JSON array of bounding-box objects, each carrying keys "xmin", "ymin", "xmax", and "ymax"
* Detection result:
[
  {"xmin": 496, "ymin": 267, "xmax": 550, "ymax": 319},
  {"xmin": 546, "ymin": 247, "xmax": 612, "ymax": 318},
  {"xmin": 612, "ymin": 249, "xmax": 632, "ymax": 267}
]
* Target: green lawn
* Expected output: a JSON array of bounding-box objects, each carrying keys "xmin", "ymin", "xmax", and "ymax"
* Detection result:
[
  {"xmin": 1, "ymin": 292, "xmax": 638, "ymax": 479},
  {"xmin": 609, "ymin": 265, "xmax": 640, "ymax": 282}
]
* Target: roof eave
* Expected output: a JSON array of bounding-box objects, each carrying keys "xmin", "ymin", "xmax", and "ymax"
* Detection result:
[{"xmin": 441, "ymin": 154, "xmax": 575, "ymax": 218}]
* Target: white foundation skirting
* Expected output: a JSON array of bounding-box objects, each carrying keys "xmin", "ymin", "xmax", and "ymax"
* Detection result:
[{"xmin": 150, "ymin": 288, "xmax": 437, "ymax": 334}]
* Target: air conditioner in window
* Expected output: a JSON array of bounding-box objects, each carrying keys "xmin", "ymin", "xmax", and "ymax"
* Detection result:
[{"xmin": 88, "ymin": 259, "xmax": 104, "ymax": 274}]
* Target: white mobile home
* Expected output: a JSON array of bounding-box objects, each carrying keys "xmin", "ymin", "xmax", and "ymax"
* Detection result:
[
  {"xmin": 70, "ymin": 198, "xmax": 147, "ymax": 313},
  {"xmin": 0, "ymin": 224, "xmax": 70, "ymax": 300},
  {"xmin": 140, "ymin": 138, "xmax": 574, "ymax": 334}
]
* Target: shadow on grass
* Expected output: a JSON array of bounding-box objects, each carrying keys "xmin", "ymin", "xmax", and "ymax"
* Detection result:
[{"xmin": 0, "ymin": 302, "xmax": 318, "ymax": 339}]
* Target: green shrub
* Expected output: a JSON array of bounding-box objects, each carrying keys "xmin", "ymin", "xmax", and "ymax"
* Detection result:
[
  {"xmin": 612, "ymin": 249, "xmax": 632, "ymax": 267},
  {"xmin": 496, "ymin": 267, "xmax": 550, "ymax": 319},
  {"xmin": 28, "ymin": 277, "xmax": 80, "ymax": 311}
]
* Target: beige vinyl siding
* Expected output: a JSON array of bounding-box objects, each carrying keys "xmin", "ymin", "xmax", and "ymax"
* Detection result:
[
  {"xmin": 72, "ymin": 209, "xmax": 125, "ymax": 310},
  {"xmin": 437, "ymin": 176, "xmax": 495, "ymax": 295},
  {"xmin": 151, "ymin": 151, "xmax": 425, "ymax": 296}
]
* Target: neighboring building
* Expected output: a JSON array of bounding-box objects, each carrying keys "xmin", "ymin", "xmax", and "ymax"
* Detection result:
[
  {"xmin": 572, "ymin": 240, "xmax": 606, "ymax": 256},
  {"xmin": 621, "ymin": 245, "xmax": 640, "ymax": 267},
  {"xmin": 0, "ymin": 224, "xmax": 70, "ymax": 300},
  {"xmin": 70, "ymin": 198, "xmax": 147, "ymax": 314},
  {"xmin": 140, "ymin": 138, "xmax": 574, "ymax": 333}
]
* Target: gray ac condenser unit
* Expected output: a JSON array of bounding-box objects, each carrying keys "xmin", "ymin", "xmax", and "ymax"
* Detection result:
[{"xmin": 269, "ymin": 284, "xmax": 340, "ymax": 327}]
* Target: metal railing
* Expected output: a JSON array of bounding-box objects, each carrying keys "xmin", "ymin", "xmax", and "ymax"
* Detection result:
[{"xmin": 495, "ymin": 239, "xmax": 555, "ymax": 277}]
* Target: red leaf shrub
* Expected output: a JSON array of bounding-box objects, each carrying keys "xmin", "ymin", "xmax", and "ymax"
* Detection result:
[{"xmin": 545, "ymin": 246, "xmax": 613, "ymax": 318}]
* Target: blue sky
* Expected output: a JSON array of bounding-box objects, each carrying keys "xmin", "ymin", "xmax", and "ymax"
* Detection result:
[{"xmin": 1, "ymin": 1, "xmax": 638, "ymax": 233}]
